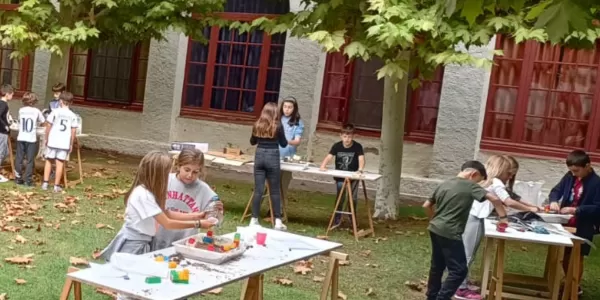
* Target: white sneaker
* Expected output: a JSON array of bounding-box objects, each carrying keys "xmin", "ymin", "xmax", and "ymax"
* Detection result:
[
  {"xmin": 274, "ymin": 219, "xmax": 287, "ymax": 231},
  {"xmin": 0, "ymin": 175, "xmax": 8, "ymax": 183},
  {"xmin": 249, "ymin": 218, "xmax": 260, "ymax": 227},
  {"xmin": 41, "ymin": 182, "xmax": 48, "ymax": 190},
  {"xmin": 53, "ymin": 185, "xmax": 62, "ymax": 193}
]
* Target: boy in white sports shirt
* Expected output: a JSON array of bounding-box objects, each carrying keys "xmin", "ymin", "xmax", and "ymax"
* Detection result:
[
  {"xmin": 42, "ymin": 92, "xmax": 79, "ymax": 192},
  {"xmin": 15, "ymin": 93, "xmax": 45, "ymax": 186}
]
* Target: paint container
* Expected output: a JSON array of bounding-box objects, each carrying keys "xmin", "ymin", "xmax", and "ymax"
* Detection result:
[
  {"xmin": 256, "ymin": 232, "xmax": 267, "ymax": 245},
  {"xmin": 496, "ymin": 222, "xmax": 508, "ymax": 233}
]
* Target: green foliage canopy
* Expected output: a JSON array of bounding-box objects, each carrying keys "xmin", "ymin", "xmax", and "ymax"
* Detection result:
[
  {"xmin": 248, "ymin": 0, "xmax": 600, "ymax": 82},
  {"xmin": 0, "ymin": 0, "xmax": 226, "ymax": 57}
]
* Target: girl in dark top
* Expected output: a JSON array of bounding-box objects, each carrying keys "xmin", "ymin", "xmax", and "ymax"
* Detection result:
[{"xmin": 249, "ymin": 102, "xmax": 288, "ymax": 230}]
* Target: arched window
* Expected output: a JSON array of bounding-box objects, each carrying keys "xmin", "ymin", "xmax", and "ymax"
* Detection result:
[
  {"xmin": 319, "ymin": 52, "xmax": 444, "ymax": 143},
  {"xmin": 181, "ymin": 0, "xmax": 289, "ymax": 122}
]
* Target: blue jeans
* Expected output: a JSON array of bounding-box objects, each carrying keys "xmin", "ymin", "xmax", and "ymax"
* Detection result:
[
  {"xmin": 334, "ymin": 180, "xmax": 358, "ymax": 221},
  {"xmin": 252, "ymin": 148, "xmax": 282, "ymax": 219},
  {"xmin": 426, "ymin": 231, "xmax": 468, "ymax": 300}
]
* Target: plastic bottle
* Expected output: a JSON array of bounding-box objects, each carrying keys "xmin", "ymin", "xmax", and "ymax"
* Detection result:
[{"xmin": 207, "ymin": 195, "xmax": 223, "ymax": 227}]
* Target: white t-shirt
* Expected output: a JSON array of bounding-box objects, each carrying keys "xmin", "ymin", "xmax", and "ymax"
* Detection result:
[
  {"xmin": 17, "ymin": 106, "xmax": 44, "ymax": 143},
  {"xmin": 123, "ymin": 185, "xmax": 163, "ymax": 236},
  {"xmin": 47, "ymin": 107, "xmax": 79, "ymax": 150},
  {"xmin": 470, "ymin": 178, "xmax": 512, "ymax": 219}
]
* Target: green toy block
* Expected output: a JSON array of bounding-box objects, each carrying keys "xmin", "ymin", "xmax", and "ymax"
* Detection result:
[
  {"xmin": 145, "ymin": 276, "xmax": 162, "ymax": 284},
  {"xmin": 170, "ymin": 270, "xmax": 189, "ymax": 284}
]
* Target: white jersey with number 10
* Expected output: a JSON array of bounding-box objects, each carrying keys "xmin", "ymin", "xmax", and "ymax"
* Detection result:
[
  {"xmin": 47, "ymin": 107, "xmax": 79, "ymax": 150},
  {"xmin": 17, "ymin": 106, "xmax": 45, "ymax": 143}
]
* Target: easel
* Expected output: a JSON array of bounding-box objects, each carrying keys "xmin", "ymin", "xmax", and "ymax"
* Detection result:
[
  {"xmin": 8, "ymin": 135, "xmax": 84, "ymax": 189},
  {"xmin": 325, "ymin": 178, "xmax": 375, "ymax": 241},
  {"xmin": 241, "ymin": 182, "xmax": 276, "ymax": 226},
  {"xmin": 60, "ymin": 251, "xmax": 348, "ymax": 300}
]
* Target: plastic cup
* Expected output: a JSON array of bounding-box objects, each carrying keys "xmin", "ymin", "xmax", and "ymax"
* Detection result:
[
  {"xmin": 256, "ymin": 232, "xmax": 267, "ymax": 245},
  {"xmin": 496, "ymin": 222, "xmax": 508, "ymax": 233}
]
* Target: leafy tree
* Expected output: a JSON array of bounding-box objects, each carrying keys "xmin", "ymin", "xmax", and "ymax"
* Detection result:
[
  {"xmin": 248, "ymin": 0, "xmax": 600, "ymax": 219},
  {"xmin": 0, "ymin": 0, "xmax": 226, "ymax": 98}
]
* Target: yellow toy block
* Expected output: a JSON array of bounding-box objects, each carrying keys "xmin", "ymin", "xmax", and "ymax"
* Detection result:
[
  {"xmin": 155, "ymin": 256, "xmax": 165, "ymax": 262},
  {"xmin": 168, "ymin": 261, "xmax": 177, "ymax": 269}
]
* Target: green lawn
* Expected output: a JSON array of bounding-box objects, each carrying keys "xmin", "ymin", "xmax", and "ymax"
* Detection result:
[{"xmin": 1, "ymin": 151, "xmax": 599, "ymax": 300}]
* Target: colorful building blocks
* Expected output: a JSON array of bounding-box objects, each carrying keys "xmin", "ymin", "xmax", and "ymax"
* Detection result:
[
  {"xmin": 154, "ymin": 255, "xmax": 165, "ymax": 262},
  {"xmin": 145, "ymin": 276, "xmax": 162, "ymax": 284},
  {"xmin": 170, "ymin": 269, "xmax": 190, "ymax": 284},
  {"xmin": 168, "ymin": 261, "xmax": 178, "ymax": 269}
]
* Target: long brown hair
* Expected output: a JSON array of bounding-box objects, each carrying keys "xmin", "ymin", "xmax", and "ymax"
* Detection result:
[
  {"xmin": 175, "ymin": 148, "xmax": 206, "ymax": 180},
  {"xmin": 252, "ymin": 102, "xmax": 279, "ymax": 138},
  {"xmin": 124, "ymin": 151, "xmax": 172, "ymax": 210}
]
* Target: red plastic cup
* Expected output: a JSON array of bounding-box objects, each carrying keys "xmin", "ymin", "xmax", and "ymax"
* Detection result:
[
  {"xmin": 496, "ymin": 223, "xmax": 508, "ymax": 233},
  {"xmin": 256, "ymin": 232, "xmax": 267, "ymax": 245}
]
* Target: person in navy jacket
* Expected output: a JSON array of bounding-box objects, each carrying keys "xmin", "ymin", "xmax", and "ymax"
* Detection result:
[{"xmin": 548, "ymin": 150, "xmax": 600, "ymax": 296}]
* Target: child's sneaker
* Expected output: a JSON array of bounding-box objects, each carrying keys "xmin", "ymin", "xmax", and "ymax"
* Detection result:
[
  {"xmin": 53, "ymin": 185, "xmax": 62, "ymax": 193},
  {"xmin": 41, "ymin": 182, "xmax": 49, "ymax": 191},
  {"xmin": 274, "ymin": 218, "xmax": 287, "ymax": 231},
  {"xmin": 454, "ymin": 289, "xmax": 482, "ymax": 300},
  {"xmin": 15, "ymin": 178, "xmax": 24, "ymax": 185},
  {"xmin": 249, "ymin": 218, "xmax": 260, "ymax": 227},
  {"xmin": 0, "ymin": 174, "xmax": 9, "ymax": 183}
]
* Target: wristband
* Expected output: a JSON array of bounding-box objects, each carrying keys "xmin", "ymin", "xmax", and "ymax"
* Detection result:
[{"xmin": 194, "ymin": 220, "xmax": 200, "ymax": 229}]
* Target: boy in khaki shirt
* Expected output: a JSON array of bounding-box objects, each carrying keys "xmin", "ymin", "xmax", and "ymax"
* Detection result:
[{"xmin": 423, "ymin": 160, "xmax": 508, "ymax": 300}]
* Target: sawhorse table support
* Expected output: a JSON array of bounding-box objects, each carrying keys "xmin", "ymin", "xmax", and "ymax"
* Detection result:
[
  {"xmin": 60, "ymin": 267, "xmax": 82, "ymax": 300},
  {"xmin": 325, "ymin": 178, "xmax": 375, "ymax": 241},
  {"xmin": 241, "ymin": 182, "xmax": 275, "ymax": 226}
]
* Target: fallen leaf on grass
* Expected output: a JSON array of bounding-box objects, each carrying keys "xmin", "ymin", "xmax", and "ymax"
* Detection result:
[
  {"xmin": 60, "ymin": 217, "xmax": 66, "ymax": 221},
  {"xmin": 316, "ymin": 235, "xmax": 329, "ymax": 240},
  {"xmin": 359, "ymin": 250, "xmax": 372, "ymax": 257},
  {"xmin": 521, "ymin": 246, "xmax": 528, "ymax": 252},
  {"xmin": 410, "ymin": 216, "xmax": 428, "ymax": 221},
  {"xmin": 54, "ymin": 224, "xmax": 60, "ymax": 230},
  {"xmin": 3, "ymin": 226, "xmax": 20, "ymax": 232},
  {"xmin": 365, "ymin": 263, "xmax": 379, "ymax": 268},
  {"xmin": 92, "ymin": 249, "xmax": 102, "ymax": 259},
  {"xmin": 14, "ymin": 235, "xmax": 27, "ymax": 244},
  {"xmin": 71, "ymin": 220, "xmax": 80, "ymax": 225},
  {"xmin": 338, "ymin": 260, "xmax": 350, "ymax": 266},
  {"xmin": 365, "ymin": 287, "xmax": 375, "ymax": 296},
  {"xmin": 273, "ymin": 277, "xmax": 293, "ymax": 286},
  {"xmin": 45, "ymin": 223, "xmax": 53, "ymax": 227},
  {"xmin": 374, "ymin": 237, "xmax": 388, "ymax": 243},
  {"xmin": 32, "ymin": 216, "xmax": 43, "ymax": 222},
  {"xmin": 205, "ymin": 288, "xmax": 223, "ymax": 295},
  {"xmin": 96, "ymin": 224, "xmax": 106, "ymax": 229},
  {"xmin": 106, "ymin": 160, "xmax": 118, "ymax": 165},
  {"xmin": 0, "ymin": 293, "xmax": 6, "ymax": 300},
  {"xmin": 14, "ymin": 278, "xmax": 26, "ymax": 285},
  {"xmin": 32, "ymin": 240, "xmax": 45, "ymax": 246},
  {"xmin": 293, "ymin": 260, "xmax": 313, "ymax": 275},
  {"xmin": 70, "ymin": 257, "xmax": 89, "ymax": 266},
  {"xmin": 338, "ymin": 291, "xmax": 347, "ymax": 300},
  {"xmin": 404, "ymin": 280, "xmax": 423, "ymax": 292},
  {"xmin": 312, "ymin": 276, "xmax": 324, "ymax": 282},
  {"xmin": 96, "ymin": 288, "xmax": 116, "ymax": 298},
  {"xmin": 5, "ymin": 254, "xmax": 34, "ymax": 264}
]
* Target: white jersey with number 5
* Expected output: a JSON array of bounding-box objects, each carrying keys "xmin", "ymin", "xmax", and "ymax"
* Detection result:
[
  {"xmin": 17, "ymin": 106, "xmax": 45, "ymax": 143},
  {"xmin": 47, "ymin": 107, "xmax": 79, "ymax": 150}
]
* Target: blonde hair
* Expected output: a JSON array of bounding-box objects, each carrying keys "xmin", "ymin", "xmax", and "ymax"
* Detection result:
[
  {"xmin": 503, "ymin": 155, "xmax": 519, "ymax": 191},
  {"xmin": 124, "ymin": 151, "xmax": 172, "ymax": 210},
  {"xmin": 252, "ymin": 102, "xmax": 279, "ymax": 138},
  {"xmin": 175, "ymin": 148, "xmax": 206, "ymax": 180},
  {"xmin": 480, "ymin": 155, "xmax": 512, "ymax": 188}
]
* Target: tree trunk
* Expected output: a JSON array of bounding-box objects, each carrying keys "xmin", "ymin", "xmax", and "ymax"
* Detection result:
[
  {"xmin": 372, "ymin": 73, "xmax": 408, "ymax": 220},
  {"xmin": 44, "ymin": 46, "xmax": 70, "ymax": 102}
]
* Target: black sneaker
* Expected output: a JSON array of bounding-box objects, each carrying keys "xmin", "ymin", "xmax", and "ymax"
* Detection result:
[{"xmin": 15, "ymin": 178, "xmax": 24, "ymax": 185}]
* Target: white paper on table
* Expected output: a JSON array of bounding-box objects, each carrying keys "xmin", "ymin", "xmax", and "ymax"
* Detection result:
[{"xmin": 109, "ymin": 253, "xmax": 170, "ymax": 278}]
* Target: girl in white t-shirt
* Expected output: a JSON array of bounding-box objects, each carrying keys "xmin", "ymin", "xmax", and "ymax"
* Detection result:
[
  {"xmin": 456, "ymin": 155, "xmax": 542, "ymax": 299},
  {"xmin": 100, "ymin": 151, "xmax": 217, "ymax": 262},
  {"xmin": 153, "ymin": 148, "xmax": 224, "ymax": 250}
]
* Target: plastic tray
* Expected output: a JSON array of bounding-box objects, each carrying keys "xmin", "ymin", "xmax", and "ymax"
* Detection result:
[{"xmin": 172, "ymin": 233, "xmax": 246, "ymax": 265}]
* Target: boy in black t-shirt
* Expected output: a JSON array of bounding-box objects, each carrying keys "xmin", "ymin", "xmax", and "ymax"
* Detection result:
[{"xmin": 320, "ymin": 124, "xmax": 365, "ymax": 225}]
